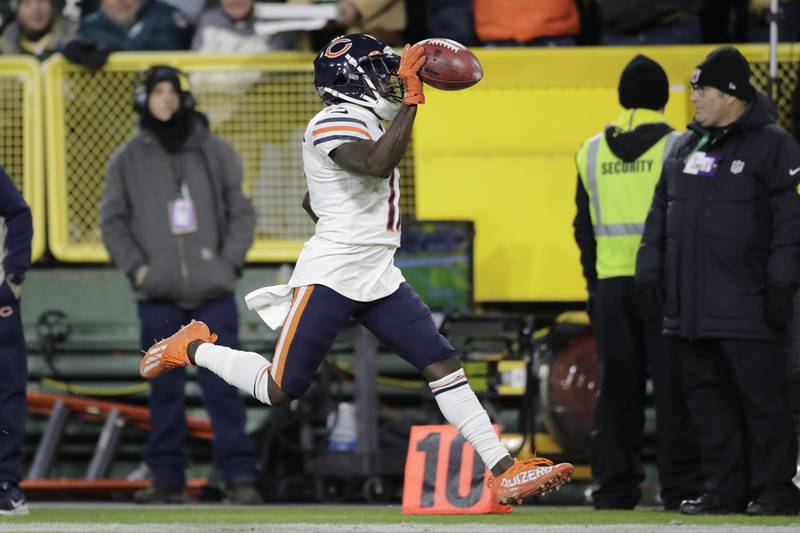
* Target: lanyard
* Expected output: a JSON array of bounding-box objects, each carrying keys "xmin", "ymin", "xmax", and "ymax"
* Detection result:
[
  {"xmin": 687, "ymin": 132, "xmax": 711, "ymax": 158},
  {"xmin": 169, "ymin": 157, "xmax": 188, "ymax": 198}
]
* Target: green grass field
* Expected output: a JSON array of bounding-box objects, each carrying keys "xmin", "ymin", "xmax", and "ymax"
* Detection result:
[{"xmin": 1, "ymin": 505, "xmax": 799, "ymax": 530}]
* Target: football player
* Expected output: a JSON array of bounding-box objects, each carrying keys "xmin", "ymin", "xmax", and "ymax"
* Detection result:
[{"xmin": 139, "ymin": 33, "xmax": 573, "ymax": 504}]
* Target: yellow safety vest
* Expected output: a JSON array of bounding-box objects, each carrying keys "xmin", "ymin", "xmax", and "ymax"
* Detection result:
[{"xmin": 576, "ymin": 109, "xmax": 679, "ymax": 279}]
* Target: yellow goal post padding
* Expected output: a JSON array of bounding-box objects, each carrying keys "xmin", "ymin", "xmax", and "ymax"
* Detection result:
[
  {"xmin": 0, "ymin": 57, "xmax": 44, "ymax": 262},
  {"xmin": 414, "ymin": 44, "xmax": 800, "ymax": 302},
  {"xmin": 45, "ymin": 51, "xmax": 327, "ymax": 263}
]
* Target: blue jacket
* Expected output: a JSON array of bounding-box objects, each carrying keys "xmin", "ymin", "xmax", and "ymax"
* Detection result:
[
  {"xmin": 0, "ymin": 166, "xmax": 32, "ymax": 280},
  {"xmin": 78, "ymin": 0, "xmax": 192, "ymax": 51}
]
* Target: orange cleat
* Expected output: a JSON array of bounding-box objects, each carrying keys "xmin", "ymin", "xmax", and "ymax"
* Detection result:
[
  {"xmin": 139, "ymin": 320, "xmax": 218, "ymax": 379},
  {"xmin": 488, "ymin": 456, "xmax": 574, "ymax": 505}
]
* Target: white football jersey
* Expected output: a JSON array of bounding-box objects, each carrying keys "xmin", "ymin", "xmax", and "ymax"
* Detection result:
[
  {"xmin": 301, "ymin": 102, "xmax": 402, "ymax": 245},
  {"xmin": 288, "ymin": 102, "xmax": 405, "ymax": 302}
]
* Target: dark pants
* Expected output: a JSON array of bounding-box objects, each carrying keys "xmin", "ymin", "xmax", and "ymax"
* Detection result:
[
  {"xmin": 274, "ymin": 283, "xmax": 455, "ymax": 398},
  {"xmin": 666, "ymin": 336, "xmax": 800, "ymax": 507},
  {"xmin": 139, "ymin": 294, "xmax": 256, "ymax": 488},
  {"xmin": 0, "ymin": 283, "xmax": 26, "ymax": 487},
  {"xmin": 591, "ymin": 277, "xmax": 702, "ymax": 509}
]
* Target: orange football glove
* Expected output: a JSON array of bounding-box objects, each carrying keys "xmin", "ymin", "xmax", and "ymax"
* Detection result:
[{"xmin": 399, "ymin": 44, "xmax": 426, "ymax": 105}]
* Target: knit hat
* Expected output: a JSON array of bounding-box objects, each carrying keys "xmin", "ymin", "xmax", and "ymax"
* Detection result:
[
  {"xmin": 691, "ymin": 46, "xmax": 754, "ymax": 101},
  {"xmin": 145, "ymin": 66, "xmax": 182, "ymax": 97},
  {"xmin": 618, "ymin": 55, "xmax": 669, "ymax": 111}
]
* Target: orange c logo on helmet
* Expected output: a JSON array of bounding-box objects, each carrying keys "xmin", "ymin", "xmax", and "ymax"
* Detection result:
[{"xmin": 325, "ymin": 38, "xmax": 353, "ymax": 59}]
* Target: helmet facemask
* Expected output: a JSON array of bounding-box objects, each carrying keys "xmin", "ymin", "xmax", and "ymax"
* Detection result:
[
  {"xmin": 361, "ymin": 53, "xmax": 402, "ymax": 103},
  {"xmin": 315, "ymin": 38, "xmax": 404, "ymax": 119},
  {"xmin": 360, "ymin": 53, "xmax": 403, "ymax": 120}
]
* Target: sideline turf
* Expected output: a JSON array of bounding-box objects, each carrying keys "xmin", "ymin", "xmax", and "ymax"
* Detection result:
[{"xmin": 1, "ymin": 506, "xmax": 798, "ymax": 527}]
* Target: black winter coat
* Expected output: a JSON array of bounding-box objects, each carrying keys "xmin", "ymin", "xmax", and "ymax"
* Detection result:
[{"xmin": 636, "ymin": 93, "xmax": 800, "ymax": 340}]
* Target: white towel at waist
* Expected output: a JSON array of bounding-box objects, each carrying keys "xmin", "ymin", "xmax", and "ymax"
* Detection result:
[{"xmin": 244, "ymin": 284, "xmax": 294, "ymax": 330}]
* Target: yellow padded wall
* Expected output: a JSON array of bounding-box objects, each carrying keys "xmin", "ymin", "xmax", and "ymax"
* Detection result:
[{"xmin": 414, "ymin": 46, "xmax": 721, "ymax": 302}]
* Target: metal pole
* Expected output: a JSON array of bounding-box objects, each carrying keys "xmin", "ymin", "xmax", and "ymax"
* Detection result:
[
  {"xmin": 86, "ymin": 409, "xmax": 125, "ymax": 480},
  {"xmin": 353, "ymin": 325, "xmax": 379, "ymax": 471},
  {"xmin": 767, "ymin": 0, "xmax": 780, "ymax": 102},
  {"xmin": 28, "ymin": 401, "xmax": 68, "ymax": 479}
]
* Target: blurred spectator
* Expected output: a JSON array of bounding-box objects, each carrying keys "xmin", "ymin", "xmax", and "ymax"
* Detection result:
[
  {"xmin": 474, "ymin": 0, "xmax": 580, "ymax": 46},
  {"xmin": 335, "ymin": 0, "xmax": 406, "ymax": 47},
  {"xmin": 599, "ymin": 0, "xmax": 702, "ymax": 45},
  {"xmin": 191, "ymin": 0, "xmax": 294, "ymax": 122},
  {"xmin": 0, "ymin": 0, "xmax": 76, "ymax": 60},
  {"xmin": 192, "ymin": 2, "xmax": 301, "ymax": 239},
  {"xmin": 78, "ymin": 0, "xmax": 192, "ymax": 51},
  {"xmin": 425, "ymin": 0, "xmax": 478, "ymax": 46},
  {"xmin": 100, "ymin": 65, "xmax": 260, "ymax": 505},
  {"xmin": 192, "ymin": 0, "xmax": 293, "ymax": 53},
  {"xmin": 191, "ymin": 1, "xmax": 304, "ymax": 242}
]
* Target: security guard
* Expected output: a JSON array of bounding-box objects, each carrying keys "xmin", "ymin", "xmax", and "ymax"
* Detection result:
[
  {"xmin": 574, "ymin": 54, "xmax": 702, "ymax": 510},
  {"xmin": 638, "ymin": 46, "xmax": 800, "ymax": 516},
  {"xmin": 0, "ymin": 166, "xmax": 32, "ymax": 515}
]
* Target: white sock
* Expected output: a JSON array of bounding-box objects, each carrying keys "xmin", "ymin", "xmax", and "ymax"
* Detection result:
[
  {"xmin": 430, "ymin": 369, "xmax": 510, "ymax": 471},
  {"xmin": 195, "ymin": 343, "xmax": 272, "ymax": 405}
]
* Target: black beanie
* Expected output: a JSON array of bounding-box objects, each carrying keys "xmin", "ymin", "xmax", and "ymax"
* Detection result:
[
  {"xmin": 140, "ymin": 66, "xmax": 195, "ymax": 153},
  {"xmin": 618, "ymin": 55, "xmax": 669, "ymax": 111},
  {"xmin": 691, "ymin": 46, "xmax": 754, "ymax": 101},
  {"xmin": 145, "ymin": 65, "xmax": 182, "ymax": 97}
]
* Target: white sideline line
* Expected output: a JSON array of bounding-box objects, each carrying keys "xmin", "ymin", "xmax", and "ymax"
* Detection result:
[{"xmin": 0, "ymin": 524, "xmax": 799, "ymax": 533}]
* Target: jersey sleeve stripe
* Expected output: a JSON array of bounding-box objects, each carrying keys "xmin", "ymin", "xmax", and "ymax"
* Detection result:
[
  {"xmin": 312, "ymin": 125, "xmax": 373, "ymax": 138},
  {"xmin": 315, "ymin": 117, "xmax": 368, "ymax": 127},
  {"xmin": 313, "ymin": 135, "xmax": 369, "ymax": 146}
]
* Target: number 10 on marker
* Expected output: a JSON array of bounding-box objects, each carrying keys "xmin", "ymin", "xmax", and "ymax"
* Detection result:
[{"xmin": 401, "ymin": 425, "xmax": 511, "ymax": 514}]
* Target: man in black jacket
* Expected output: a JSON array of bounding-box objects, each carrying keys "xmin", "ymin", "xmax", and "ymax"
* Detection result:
[{"xmin": 637, "ymin": 46, "xmax": 800, "ymax": 516}]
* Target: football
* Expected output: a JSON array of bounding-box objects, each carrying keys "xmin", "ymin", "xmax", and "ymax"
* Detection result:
[{"xmin": 416, "ymin": 38, "xmax": 483, "ymax": 91}]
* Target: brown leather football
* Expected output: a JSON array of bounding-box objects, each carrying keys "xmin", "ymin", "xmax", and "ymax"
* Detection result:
[{"xmin": 416, "ymin": 38, "xmax": 483, "ymax": 91}]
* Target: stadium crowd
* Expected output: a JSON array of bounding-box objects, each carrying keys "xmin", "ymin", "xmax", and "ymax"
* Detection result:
[{"xmin": 0, "ymin": 0, "xmax": 798, "ymax": 65}]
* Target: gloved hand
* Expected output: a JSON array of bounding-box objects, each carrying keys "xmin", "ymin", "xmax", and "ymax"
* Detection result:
[
  {"xmin": 586, "ymin": 291, "xmax": 595, "ymax": 327},
  {"xmin": 765, "ymin": 283, "xmax": 794, "ymax": 330},
  {"xmin": 398, "ymin": 44, "xmax": 426, "ymax": 105},
  {"xmin": 61, "ymin": 37, "xmax": 115, "ymax": 70},
  {"xmin": 636, "ymin": 281, "xmax": 662, "ymax": 321}
]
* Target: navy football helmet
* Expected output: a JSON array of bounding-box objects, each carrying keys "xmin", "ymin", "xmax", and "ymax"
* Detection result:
[{"xmin": 313, "ymin": 33, "xmax": 402, "ymax": 111}]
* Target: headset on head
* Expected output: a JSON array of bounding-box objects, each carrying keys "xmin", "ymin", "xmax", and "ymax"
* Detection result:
[{"xmin": 132, "ymin": 65, "xmax": 196, "ymax": 115}]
